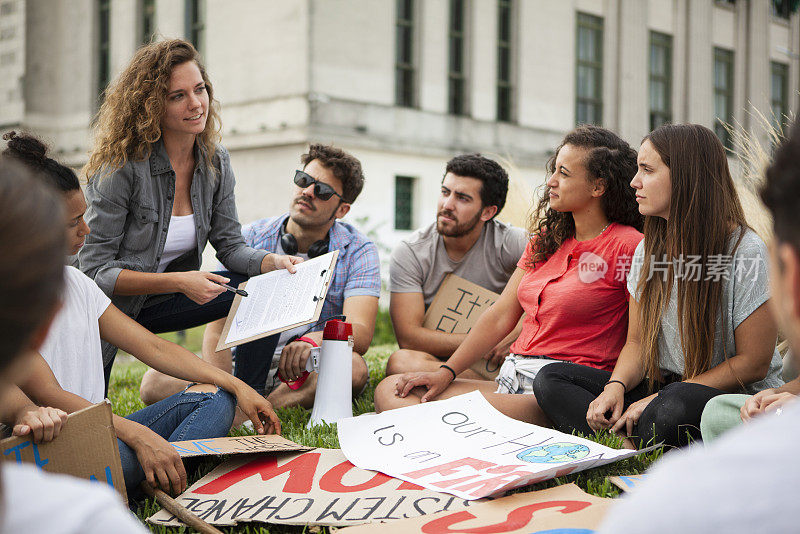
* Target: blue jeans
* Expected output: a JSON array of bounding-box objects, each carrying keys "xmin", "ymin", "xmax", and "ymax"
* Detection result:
[
  {"xmin": 117, "ymin": 387, "xmax": 236, "ymax": 496},
  {"xmin": 103, "ymin": 271, "xmax": 279, "ymax": 393}
]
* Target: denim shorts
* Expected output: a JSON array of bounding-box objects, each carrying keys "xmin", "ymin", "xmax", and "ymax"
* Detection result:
[{"xmin": 495, "ymin": 354, "xmax": 558, "ymax": 394}]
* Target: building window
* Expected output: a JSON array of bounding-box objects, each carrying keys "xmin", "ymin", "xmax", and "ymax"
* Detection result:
[
  {"xmin": 0, "ymin": 1, "xmax": 17, "ymax": 16},
  {"xmin": 395, "ymin": 176, "xmax": 415, "ymax": 230},
  {"xmin": 575, "ymin": 12, "xmax": 603, "ymax": 125},
  {"xmin": 497, "ymin": 0, "xmax": 514, "ymax": 122},
  {"xmin": 185, "ymin": 0, "xmax": 205, "ymax": 54},
  {"xmin": 448, "ymin": 0, "xmax": 468, "ymax": 116},
  {"xmin": 713, "ymin": 47, "xmax": 734, "ymax": 149},
  {"xmin": 395, "ymin": 0, "xmax": 416, "ymax": 108},
  {"xmin": 772, "ymin": 0, "xmax": 791, "ymax": 19},
  {"xmin": 97, "ymin": 0, "xmax": 111, "ymax": 99},
  {"xmin": 771, "ymin": 61, "xmax": 789, "ymax": 130},
  {"xmin": 139, "ymin": 0, "xmax": 156, "ymax": 45},
  {"xmin": 649, "ymin": 32, "xmax": 672, "ymax": 131}
]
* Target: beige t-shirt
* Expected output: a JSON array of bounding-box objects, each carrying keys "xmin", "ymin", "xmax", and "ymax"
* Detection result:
[{"xmin": 390, "ymin": 219, "xmax": 527, "ymax": 307}]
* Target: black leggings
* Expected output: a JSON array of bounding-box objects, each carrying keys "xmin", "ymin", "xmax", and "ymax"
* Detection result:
[
  {"xmin": 103, "ymin": 271, "xmax": 278, "ymax": 394},
  {"xmin": 533, "ymin": 362, "xmax": 726, "ymax": 448}
]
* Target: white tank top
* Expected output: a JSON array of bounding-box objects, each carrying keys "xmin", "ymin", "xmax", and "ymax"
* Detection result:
[{"xmin": 157, "ymin": 214, "xmax": 197, "ymax": 272}]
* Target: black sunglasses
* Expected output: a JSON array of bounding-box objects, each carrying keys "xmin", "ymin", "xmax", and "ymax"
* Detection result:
[{"xmin": 294, "ymin": 170, "xmax": 346, "ymax": 202}]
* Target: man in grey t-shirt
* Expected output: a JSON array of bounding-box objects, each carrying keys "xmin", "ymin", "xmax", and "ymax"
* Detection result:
[{"xmin": 387, "ymin": 154, "xmax": 526, "ymax": 378}]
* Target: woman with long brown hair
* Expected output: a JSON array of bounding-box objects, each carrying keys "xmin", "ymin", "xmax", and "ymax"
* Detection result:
[
  {"xmin": 375, "ymin": 125, "xmax": 643, "ymax": 423},
  {"xmin": 79, "ymin": 39, "xmax": 299, "ymax": 387},
  {"xmin": 533, "ymin": 124, "xmax": 783, "ymax": 448}
]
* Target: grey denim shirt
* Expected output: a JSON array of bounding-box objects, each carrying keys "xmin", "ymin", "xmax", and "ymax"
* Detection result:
[{"xmin": 79, "ymin": 139, "xmax": 268, "ymax": 332}]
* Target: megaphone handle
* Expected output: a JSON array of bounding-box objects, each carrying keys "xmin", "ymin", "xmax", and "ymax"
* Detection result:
[
  {"xmin": 280, "ymin": 371, "xmax": 310, "ymax": 390},
  {"xmin": 278, "ymin": 339, "xmax": 319, "ymax": 390}
]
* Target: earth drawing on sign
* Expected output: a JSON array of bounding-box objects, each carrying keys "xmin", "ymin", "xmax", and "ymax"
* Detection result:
[{"xmin": 516, "ymin": 442, "xmax": 591, "ymax": 464}]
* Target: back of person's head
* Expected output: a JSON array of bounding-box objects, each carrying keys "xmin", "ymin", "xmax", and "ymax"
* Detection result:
[
  {"xmin": 762, "ymin": 119, "xmax": 800, "ymax": 258},
  {"xmin": 530, "ymin": 125, "xmax": 642, "ymax": 266},
  {"xmin": 444, "ymin": 154, "xmax": 509, "ymax": 216},
  {"xmin": 0, "ymin": 160, "xmax": 66, "ymax": 375},
  {"xmin": 2, "ymin": 132, "xmax": 80, "ymax": 193},
  {"xmin": 84, "ymin": 38, "xmax": 221, "ymax": 179},
  {"xmin": 638, "ymin": 124, "xmax": 748, "ymax": 387},
  {"xmin": 301, "ymin": 144, "xmax": 365, "ymax": 203}
]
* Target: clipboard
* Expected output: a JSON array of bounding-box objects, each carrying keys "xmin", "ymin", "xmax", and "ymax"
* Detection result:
[
  {"xmin": 422, "ymin": 274, "xmax": 503, "ymax": 380},
  {"xmin": 216, "ymin": 250, "xmax": 339, "ymax": 351}
]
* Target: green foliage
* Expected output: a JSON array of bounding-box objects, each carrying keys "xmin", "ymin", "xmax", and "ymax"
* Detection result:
[
  {"xmin": 371, "ymin": 308, "xmax": 396, "ymax": 346},
  {"xmin": 108, "ymin": 346, "xmax": 661, "ymax": 533}
]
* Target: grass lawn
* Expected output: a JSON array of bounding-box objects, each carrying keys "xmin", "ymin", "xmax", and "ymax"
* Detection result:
[{"xmin": 109, "ymin": 329, "xmax": 663, "ymax": 533}]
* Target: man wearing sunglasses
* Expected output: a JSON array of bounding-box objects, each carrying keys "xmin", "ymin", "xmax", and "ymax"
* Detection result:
[
  {"xmin": 141, "ymin": 145, "xmax": 380, "ymax": 414},
  {"xmin": 386, "ymin": 154, "xmax": 526, "ymax": 379}
]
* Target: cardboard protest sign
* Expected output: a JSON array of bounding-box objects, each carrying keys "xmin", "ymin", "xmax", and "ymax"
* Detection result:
[
  {"xmin": 171, "ymin": 435, "xmax": 311, "ymax": 457},
  {"xmin": 147, "ymin": 448, "xmax": 481, "ymax": 528},
  {"xmin": 423, "ymin": 274, "xmax": 502, "ymax": 380},
  {"xmin": 338, "ymin": 391, "xmax": 647, "ymax": 501},
  {"xmin": 608, "ymin": 474, "xmax": 648, "ymax": 493},
  {"xmin": 338, "ymin": 483, "xmax": 611, "ymax": 534},
  {"xmin": 0, "ymin": 402, "xmax": 126, "ymax": 502}
]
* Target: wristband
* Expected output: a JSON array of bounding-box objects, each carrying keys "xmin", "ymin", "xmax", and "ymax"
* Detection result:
[
  {"xmin": 440, "ymin": 364, "xmax": 457, "ymax": 382},
  {"xmin": 295, "ymin": 336, "xmax": 318, "ymax": 348},
  {"xmin": 605, "ymin": 379, "xmax": 627, "ymax": 393}
]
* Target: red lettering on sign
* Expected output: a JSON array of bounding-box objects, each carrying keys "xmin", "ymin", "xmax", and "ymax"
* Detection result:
[
  {"xmin": 420, "ymin": 500, "xmax": 591, "ymax": 534},
  {"xmin": 431, "ymin": 475, "xmax": 481, "ymax": 489},
  {"xmin": 397, "ymin": 479, "xmax": 425, "ymax": 490},
  {"xmin": 319, "ymin": 461, "xmax": 393, "ymax": 493},
  {"xmin": 450, "ymin": 471, "xmax": 534, "ymax": 497},
  {"xmin": 485, "ymin": 465, "xmax": 526, "ymax": 475},
  {"xmin": 403, "ymin": 458, "xmax": 496, "ymax": 480},
  {"xmin": 194, "ymin": 452, "xmax": 321, "ymax": 494}
]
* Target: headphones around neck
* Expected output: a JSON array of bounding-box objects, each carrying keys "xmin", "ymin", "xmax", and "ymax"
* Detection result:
[{"xmin": 280, "ymin": 218, "xmax": 330, "ymax": 258}]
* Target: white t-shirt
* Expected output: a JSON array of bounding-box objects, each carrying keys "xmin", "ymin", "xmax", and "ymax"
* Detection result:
[
  {"xmin": 38, "ymin": 266, "xmax": 110, "ymax": 403},
  {"xmin": 1, "ymin": 463, "xmax": 146, "ymax": 533},
  {"xmin": 597, "ymin": 396, "xmax": 800, "ymax": 533},
  {"xmin": 157, "ymin": 214, "xmax": 197, "ymax": 272}
]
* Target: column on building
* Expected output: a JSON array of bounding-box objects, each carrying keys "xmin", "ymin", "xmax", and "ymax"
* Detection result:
[
  {"xmin": 23, "ymin": 0, "xmax": 95, "ymax": 157},
  {"xmin": 683, "ymin": 0, "xmax": 713, "ymax": 126},
  {"xmin": 615, "ymin": 0, "xmax": 648, "ymax": 142}
]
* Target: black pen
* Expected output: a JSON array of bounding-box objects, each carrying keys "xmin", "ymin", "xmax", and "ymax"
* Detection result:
[{"xmin": 213, "ymin": 280, "xmax": 248, "ymax": 297}]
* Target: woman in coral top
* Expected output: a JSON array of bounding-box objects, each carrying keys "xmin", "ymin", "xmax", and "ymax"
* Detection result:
[{"xmin": 374, "ymin": 126, "xmax": 643, "ymax": 424}]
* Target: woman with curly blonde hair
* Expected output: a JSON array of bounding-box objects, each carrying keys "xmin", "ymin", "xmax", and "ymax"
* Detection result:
[{"xmin": 79, "ymin": 39, "xmax": 300, "ymax": 388}]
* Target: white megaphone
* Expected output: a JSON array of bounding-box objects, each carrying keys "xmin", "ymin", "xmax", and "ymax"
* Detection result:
[{"xmin": 306, "ymin": 319, "xmax": 354, "ymax": 428}]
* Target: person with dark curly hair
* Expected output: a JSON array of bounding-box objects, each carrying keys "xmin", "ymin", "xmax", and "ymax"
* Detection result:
[
  {"xmin": 385, "ymin": 154, "xmax": 527, "ymax": 380},
  {"xmin": 535, "ymin": 124, "xmax": 781, "ymax": 450},
  {"xmin": 2, "ymin": 131, "xmax": 281, "ymax": 498},
  {"xmin": 0, "ymin": 158, "xmax": 146, "ymax": 533},
  {"xmin": 78, "ymin": 39, "xmax": 301, "ymax": 390},
  {"xmin": 139, "ymin": 144, "xmax": 381, "ymax": 416},
  {"xmin": 375, "ymin": 127, "xmax": 643, "ymax": 423}
]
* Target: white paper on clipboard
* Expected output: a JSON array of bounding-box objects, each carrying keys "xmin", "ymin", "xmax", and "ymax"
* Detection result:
[{"xmin": 216, "ymin": 250, "xmax": 338, "ymax": 351}]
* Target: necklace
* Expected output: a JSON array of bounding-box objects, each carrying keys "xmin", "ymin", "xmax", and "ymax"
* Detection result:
[{"xmin": 577, "ymin": 222, "xmax": 610, "ymax": 242}]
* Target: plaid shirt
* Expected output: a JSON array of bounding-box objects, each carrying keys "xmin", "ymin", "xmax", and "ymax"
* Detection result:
[{"xmin": 240, "ymin": 214, "xmax": 381, "ymax": 330}]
